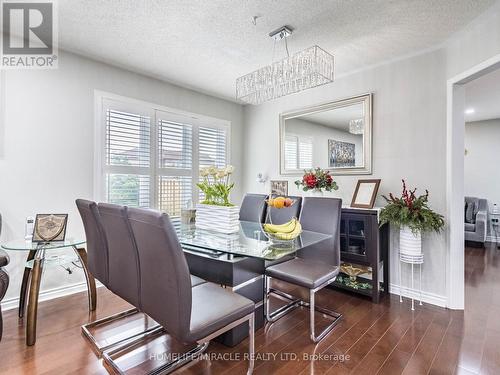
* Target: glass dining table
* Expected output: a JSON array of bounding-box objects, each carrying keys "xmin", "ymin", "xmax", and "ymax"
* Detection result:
[
  {"xmin": 0, "ymin": 238, "xmax": 96, "ymax": 346},
  {"xmin": 177, "ymin": 220, "xmax": 332, "ymax": 260}
]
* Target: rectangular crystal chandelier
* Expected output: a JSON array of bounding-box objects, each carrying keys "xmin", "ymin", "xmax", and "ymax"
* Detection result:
[{"xmin": 236, "ymin": 45, "xmax": 334, "ymax": 105}]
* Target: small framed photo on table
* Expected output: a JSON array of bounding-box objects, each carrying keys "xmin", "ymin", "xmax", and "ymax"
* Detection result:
[
  {"xmin": 351, "ymin": 179, "xmax": 381, "ymax": 209},
  {"xmin": 32, "ymin": 214, "xmax": 68, "ymax": 242}
]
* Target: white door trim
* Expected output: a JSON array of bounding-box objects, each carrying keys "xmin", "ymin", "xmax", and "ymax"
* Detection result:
[{"xmin": 446, "ymin": 53, "xmax": 500, "ymax": 309}]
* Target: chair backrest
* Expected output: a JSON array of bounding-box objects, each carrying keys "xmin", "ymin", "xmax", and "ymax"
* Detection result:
[
  {"xmin": 76, "ymin": 199, "xmax": 108, "ymax": 285},
  {"xmin": 98, "ymin": 203, "xmax": 141, "ymax": 307},
  {"xmin": 239, "ymin": 193, "xmax": 268, "ymax": 222},
  {"xmin": 267, "ymin": 196, "xmax": 302, "ymax": 225},
  {"xmin": 299, "ymin": 197, "xmax": 342, "ymax": 267},
  {"xmin": 127, "ymin": 207, "xmax": 192, "ymax": 342}
]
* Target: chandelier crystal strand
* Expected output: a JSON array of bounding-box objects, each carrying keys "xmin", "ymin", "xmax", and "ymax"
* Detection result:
[{"xmin": 236, "ymin": 45, "xmax": 334, "ymax": 105}]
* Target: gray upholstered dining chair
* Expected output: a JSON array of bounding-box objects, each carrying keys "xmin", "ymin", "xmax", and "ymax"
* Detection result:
[
  {"xmin": 77, "ymin": 200, "xmax": 207, "ymax": 355},
  {"xmin": 267, "ymin": 196, "xmax": 302, "ymax": 224},
  {"xmin": 102, "ymin": 207, "xmax": 255, "ymax": 375},
  {"xmin": 239, "ymin": 193, "xmax": 268, "ymax": 222},
  {"xmin": 265, "ymin": 197, "xmax": 342, "ymax": 343},
  {"xmin": 78, "ymin": 199, "xmax": 144, "ymax": 354}
]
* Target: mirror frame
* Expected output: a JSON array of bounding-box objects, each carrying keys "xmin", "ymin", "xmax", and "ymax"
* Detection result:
[{"xmin": 279, "ymin": 93, "xmax": 373, "ymax": 176}]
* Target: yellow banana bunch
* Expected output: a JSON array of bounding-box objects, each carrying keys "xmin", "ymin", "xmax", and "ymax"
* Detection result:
[
  {"xmin": 272, "ymin": 221, "xmax": 302, "ymax": 240},
  {"xmin": 263, "ymin": 218, "xmax": 302, "ymax": 240},
  {"xmin": 263, "ymin": 218, "xmax": 297, "ymax": 233}
]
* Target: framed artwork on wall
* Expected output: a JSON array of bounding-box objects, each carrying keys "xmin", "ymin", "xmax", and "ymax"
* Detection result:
[
  {"xmin": 351, "ymin": 179, "xmax": 381, "ymax": 209},
  {"xmin": 32, "ymin": 214, "xmax": 68, "ymax": 242},
  {"xmin": 270, "ymin": 180, "xmax": 288, "ymax": 196},
  {"xmin": 329, "ymin": 139, "xmax": 355, "ymax": 168}
]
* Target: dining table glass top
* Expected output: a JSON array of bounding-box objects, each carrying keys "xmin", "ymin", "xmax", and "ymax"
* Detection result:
[
  {"xmin": 177, "ymin": 220, "xmax": 331, "ymax": 261},
  {"xmin": 0, "ymin": 238, "xmax": 85, "ymax": 251}
]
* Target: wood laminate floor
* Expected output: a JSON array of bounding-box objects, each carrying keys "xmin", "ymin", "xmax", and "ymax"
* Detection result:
[{"xmin": 0, "ymin": 243, "xmax": 499, "ymax": 374}]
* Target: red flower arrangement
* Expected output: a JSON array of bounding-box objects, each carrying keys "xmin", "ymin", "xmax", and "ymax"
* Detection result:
[{"xmin": 295, "ymin": 168, "xmax": 338, "ymax": 192}]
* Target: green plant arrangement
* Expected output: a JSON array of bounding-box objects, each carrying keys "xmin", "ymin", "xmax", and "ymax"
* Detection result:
[
  {"xmin": 197, "ymin": 165, "xmax": 235, "ymax": 206},
  {"xmin": 294, "ymin": 167, "xmax": 339, "ymax": 192},
  {"xmin": 379, "ymin": 180, "xmax": 445, "ymax": 234}
]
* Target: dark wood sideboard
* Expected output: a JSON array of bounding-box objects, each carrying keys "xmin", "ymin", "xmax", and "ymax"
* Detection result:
[{"xmin": 332, "ymin": 208, "xmax": 389, "ymax": 303}]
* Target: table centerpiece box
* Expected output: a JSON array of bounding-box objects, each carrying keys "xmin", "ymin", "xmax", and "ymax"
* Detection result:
[
  {"xmin": 196, "ymin": 165, "xmax": 239, "ymax": 234},
  {"xmin": 195, "ymin": 204, "xmax": 240, "ymax": 234}
]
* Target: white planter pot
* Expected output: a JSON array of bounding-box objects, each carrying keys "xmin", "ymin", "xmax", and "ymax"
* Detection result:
[
  {"xmin": 196, "ymin": 204, "xmax": 240, "ymax": 234},
  {"xmin": 399, "ymin": 227, "xmax": 422, "ymax": 256},
  {"xmin": 309, "ymin": 189, "xmax": 324, "ymax": 197}
]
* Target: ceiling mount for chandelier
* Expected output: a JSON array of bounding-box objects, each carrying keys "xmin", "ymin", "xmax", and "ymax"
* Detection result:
[{"xmin": 236, "ymin": 25, "xmax": 335, "ymax": 105}]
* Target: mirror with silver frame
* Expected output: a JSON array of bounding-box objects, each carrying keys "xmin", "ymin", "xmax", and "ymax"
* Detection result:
[{"xmin": 280, "ymin": 93, "xmax": 372, "ymax": 175}]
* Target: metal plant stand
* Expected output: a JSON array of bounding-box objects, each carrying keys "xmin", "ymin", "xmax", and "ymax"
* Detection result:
[{"xmin": 398, "ymin": 253, "xmax": 423, "ymax": 311}]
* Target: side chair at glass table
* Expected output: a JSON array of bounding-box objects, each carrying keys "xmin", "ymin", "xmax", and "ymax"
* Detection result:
[{"xmin": 0, "ymin": 238, "xmax": 96, "ymax": 346}]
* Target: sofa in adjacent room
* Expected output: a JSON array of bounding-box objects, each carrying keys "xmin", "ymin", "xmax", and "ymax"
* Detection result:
[{"xmin": 465, "ymin": 196, "xmax": 488, "ymax": 246}]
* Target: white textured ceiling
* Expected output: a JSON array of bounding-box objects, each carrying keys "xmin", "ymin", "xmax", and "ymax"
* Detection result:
[
  {"xmin": 465, "ymin": 67, "xmax": 500, "ymax": 122},
  {"xmin": 54, "ymin": 0, "xmax": 495, "ymax": 102}
]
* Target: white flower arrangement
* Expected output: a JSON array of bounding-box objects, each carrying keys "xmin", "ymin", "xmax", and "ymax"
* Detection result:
[{"xmin": 197, "ymin": 165, "xmax": 235, "ymax": 206}]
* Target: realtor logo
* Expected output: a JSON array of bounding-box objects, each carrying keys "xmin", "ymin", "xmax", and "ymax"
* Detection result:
[{"xmin": 1, "ymin": 0, "xmax": 58, "ymax": 69}]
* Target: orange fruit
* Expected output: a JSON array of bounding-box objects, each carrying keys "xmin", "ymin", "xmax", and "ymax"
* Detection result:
[
  {"xmin": 268, "ymin": 198, "xmax": 275, "ymax": 208},
  {"xmin": 274, "ymin": 196, "xmax": 285, "ymax": 209}
]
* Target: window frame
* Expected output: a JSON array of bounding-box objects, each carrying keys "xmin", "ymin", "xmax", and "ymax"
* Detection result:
[{"xmin": 94, "ymin": 91, "xmax": 231, "ymax": 211}]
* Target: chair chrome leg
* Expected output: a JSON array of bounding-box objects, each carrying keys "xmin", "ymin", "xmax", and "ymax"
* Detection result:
[
  {"xmin": 309, "ymin": 287, "xmax": 342, "ymax": 343},
  {"xmin": 265, "ymin": 275, "xmax": 342, "ymax": 343},
  {"xmin": 265, "ymin": 276, "xmax": 301, "ymax": 323},
  {"xmin": 102, "ymin": 313, "xmax": 255, "ymax": 375},
  {"xmin": 81, "ymin": 308, "xmax": 160, "ymax": 356},
  {"xmin": 247, "ymin": 313, "xmax": 255, "ymax": 375},
  {"xmin": 102, "ymin": 330, "xmax": 209, "ymax": 375}
]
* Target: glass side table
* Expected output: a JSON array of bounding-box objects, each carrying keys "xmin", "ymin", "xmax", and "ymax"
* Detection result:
[{"xmin": 1, "ymin": 238, "xmax": 96, "ymax": 346}]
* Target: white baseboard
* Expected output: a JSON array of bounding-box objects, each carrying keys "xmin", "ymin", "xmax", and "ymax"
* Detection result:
[
  {"xmin": 389, "ymin": 283, "xmax": 447, "ymax": 308},
  {"xmin": 486, "ymin": 235, "xmax": 499, "ymax": 243},
  {"xmin": 1, "ymin": 281, "xmax": 103, "ymax": 312}
]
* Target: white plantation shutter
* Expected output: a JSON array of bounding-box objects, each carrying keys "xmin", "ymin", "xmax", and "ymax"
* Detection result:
[
  {"xmin": 299, "ymin": 138, "xmax": 313, "ymax": 169},
  {"xmin": 199, "ymin": 126, "xmax": 227, "ymax": 168},
  {"xmin": 284, "ymin": 135, "xmax": 298, "ymax": 170},
  {"xmin": 157, "ymin": 113, "xmax": 195, "ymax": 217},
  {"xmin": 99, "ymin": 97, "xmax": 229, "ymax": 214},
  {"xmin": 284, "ymin": 134, "xmax": 312, "ymax": 169},
  {"xmin": 106, "ymin": 109, "xmax": 151, "ymax": 167},
  {"xmin": 158, "ymin": 120, "xmax": 193, "ymax": 169},
  {"xmin": 104, "ymin": 106, "xmax": 152, "ymax": 207},
  {"xmin": 198, "ymin": 126, "xmax": 228, "ymax": 201}
]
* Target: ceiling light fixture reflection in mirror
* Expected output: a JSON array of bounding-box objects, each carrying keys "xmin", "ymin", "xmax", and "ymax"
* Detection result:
[{"xmin": 280, "ymin": 94, "xmax": 372, "ymax": 175}]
